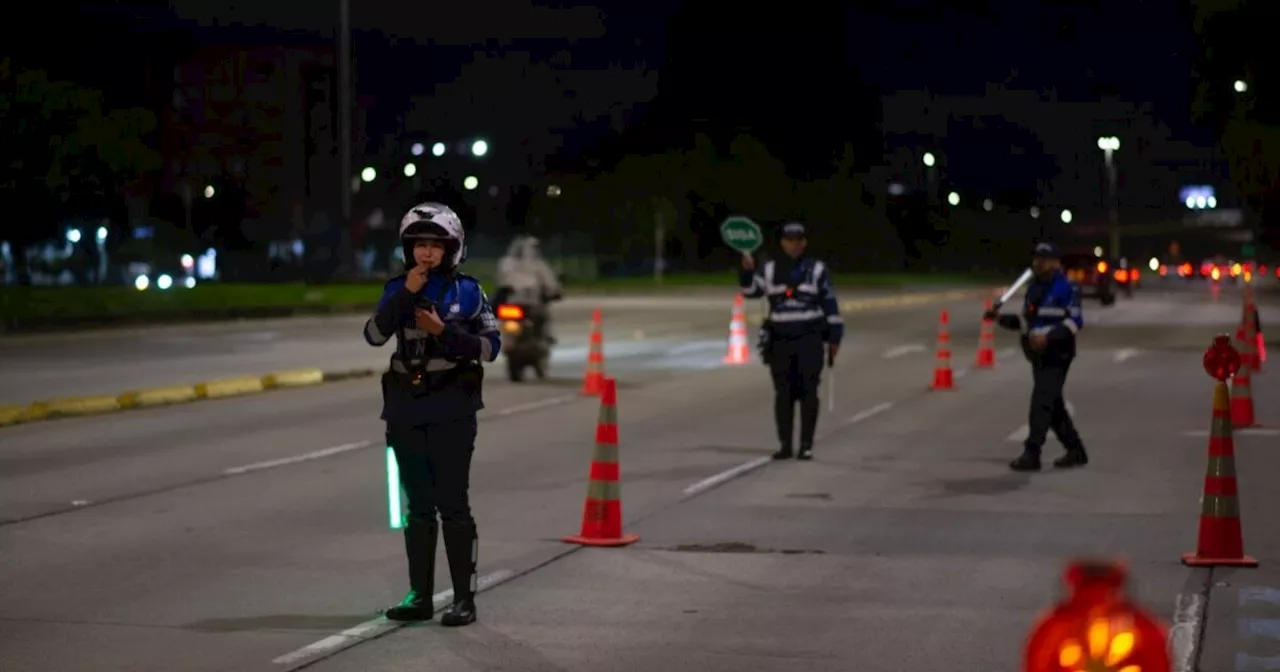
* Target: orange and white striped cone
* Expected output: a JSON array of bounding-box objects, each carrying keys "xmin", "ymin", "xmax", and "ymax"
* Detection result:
[
  {"xmin": 930, "ymin": 309, "xmax": 956, "ymax": 390},
  {"xmin": 563, "ymin": 377, "xmax": 639, "ymax": 547},
  {"xmin": 1182, "ymin": 378, "xmax": 1257, "ymax": 567},
  {"xmin": 580, "ymin": 308, "xmax": 606, "ymax": 396},
  {"xmin": 1240, "ymin": 287, "xmax": 1261, "ymax": 372},
  {"xmin": 1231, "ymin": 356, "xmax": 1258, "ymax": 428},
  {"xmin": 722, "ymin": 294, "xmax": 751, "ymax": 364},
  {"xmin": 975, "ymin": 299, "xmax": 996, "ymax": 369}
]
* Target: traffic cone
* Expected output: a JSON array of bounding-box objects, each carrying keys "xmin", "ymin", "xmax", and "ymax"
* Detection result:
[
  {"xmin": 1182, "ymin": 379, "xmax": 1257, "ymax": 567},
  {"xmin": 975, "ymin": 299, "xmax": 996, "ymax": 369},
  {"xmin": 1231, "ymin": 357, "xmax": 1258, "ymax": 428},
  {"xmin": 722, "ymin": 294, "xmax": 751, "ymax": 364},
  {"xmin": 580, "ymin": 308, "xmax": 606, "ymax": 396},
  {"xmin": 930, "ymin": 309, "xmax": 956, "ymax": 390},
  {"xmin": 1240, "ymin": 289, "xmax": 1261, "ymax": 372},
  {"xmin": 563, "ymin": 377, "xmax": 639, "ymax": 548}
]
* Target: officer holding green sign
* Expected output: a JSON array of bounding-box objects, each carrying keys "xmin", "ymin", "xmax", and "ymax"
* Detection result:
[{"xmin": 729, "ymin": 219, "xmax": 843, "ymax": 460}]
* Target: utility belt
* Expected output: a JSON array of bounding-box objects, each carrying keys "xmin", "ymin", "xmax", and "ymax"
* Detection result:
[{"xmin": 382, "ymin": 357, "xmax": 484, "ymax": 398}]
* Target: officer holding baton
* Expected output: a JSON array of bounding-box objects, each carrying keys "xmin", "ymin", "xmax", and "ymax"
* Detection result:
[{"xmin": 363, "ymin": 203, "xmax": 502, "ymax": 626}]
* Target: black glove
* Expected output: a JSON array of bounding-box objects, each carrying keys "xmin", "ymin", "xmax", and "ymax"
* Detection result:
[{"xmin": 982, "ymin": 309, "xmax": 999, "ymax": 322}]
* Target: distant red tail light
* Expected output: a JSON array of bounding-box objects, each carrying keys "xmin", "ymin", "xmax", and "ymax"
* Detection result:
[{"xmin": 496, "ymin": 304, "xmax": 525, "ymax": 320}]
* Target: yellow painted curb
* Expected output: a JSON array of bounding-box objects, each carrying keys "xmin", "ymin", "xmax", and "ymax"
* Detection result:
[
  {"xmin": 28, "ymin": 395, "xmax": 122, "ymax": 419},
  {"xmin": 262, "ymin": 368, "xmax": 325, "ymax": 389},
  {"xmin": 119, "ymin": 385, "xmax": 199, "ymax": 409},
  {"xmin": 195, "ymin": 376, "xmax": 266, "ymax": 399},
  {"xmin": 0, "ymin": 404, "xmax": 26, "ymax": 427}
]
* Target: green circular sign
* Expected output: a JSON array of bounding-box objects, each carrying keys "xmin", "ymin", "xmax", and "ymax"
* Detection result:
[{"xmin": 719, "ymin": 215, "xmax": 763, "ymax": 253}]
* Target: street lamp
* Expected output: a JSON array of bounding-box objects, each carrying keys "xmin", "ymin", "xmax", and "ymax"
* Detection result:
[
  {"xmin": 1234, "ymin": 79, "xmax": 1248, "ymax": 93},
  {"xmin": 361, "ymin": 167, "xmax": 377, "ymax": 183},
  {"xmin": 471, "ymin": 140, "xmax": 488, "ymax": 157},
  {"xmin": 403, "ymin": 163, "xmax": 417, "ymax": 177},
  {"xmin": 1030, "ymin": 206, "xmax": 1041, "ymax": 219},
  {"xmin": 204, "ymin": 185, "xmax": 215, "ymax": 198},
  {"xmin": 410, "ymin": 143, "xmax": 425, "ymax": 156},
  {"xmin": 432, "ymin": 142, "xmax": 446, "ymax": 157},
  {"xmin": 947, "ymin": 191, "xmax": 960, "ymax": 206},
  {"xmin": 1061, "ymin": 209, "xmax": 1073, "ymax": 224},
  {"xmin": 1097, "ymin": 135, "xmax": 1120, "ymax": 258},
  {"xmin": 463, "ymin": 175, "xmax": 479, "ymax": 190},
  {"xmin": 923, "ymin": 152, "xmax": 936, "ymax": 167},
  {"xmin": 982, "ymin": 198, "xmax": 994, "ymax": 212}
]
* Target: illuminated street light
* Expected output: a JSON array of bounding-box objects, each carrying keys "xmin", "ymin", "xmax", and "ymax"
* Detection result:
[
  {"xmin": 66, "ymin": 228, "xmax": 82, "ymax": 243},
  {"xmin": 403, "ymin": 163, "xmax": 417, "ymax": 178},
  {"xmin": 431, "ymin": 142, "xmax": 446, "ymax": 157},
  {"xmin": 361, "ymin": 167, "xmax": 377, "ymax": 183},
  {"xmin": 1061, "ymin": 209, "xmax": 1073, "ymax": 224},
  {"xmin": 1235, "ymin": 79, "xmax": 1248, "ymax": 93},
  {"xmin": 982, "ymin": 198, "xmax": 993, "ymax": 212},
  {"xmin": 96, "ymin": 226, "xmax": 108, "ymax": 242},
  {"xmin": 411, "ymin": 142, "xmax": 425, "ymax": 156},
  {"xmin": 463, "ymin": 175, "xmax": 479, "ymax": 190},
  {"xmin": 922, "ymin": 152, "xmax": 936, "ymax": 167},
  {"xmin": 471, "ymin": 140, "xmax": 488, "ymax": 157},
  {"xmin": 204, "ymin": 185, "xmax": 215, "ymax": 198},
  {"xmin": 1030, "ymin": 206, "xmax": 1041, "ymax": 219},
  {"xmin": 1096, "ymin": 136, "xmax": 1120, "ymax": 151},
  {"xmin": 1148, "ymin": 257, "xmax": 1160, "ymax": 272},
  {"xmin": 947, "ymin": 191, "xmax": 960, "ymax": 206}
]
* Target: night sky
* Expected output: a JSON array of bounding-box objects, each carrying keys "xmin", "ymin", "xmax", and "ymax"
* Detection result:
[{"xmin": 0, "ymin": 1, "xmax": 1233, "ymax": 205}]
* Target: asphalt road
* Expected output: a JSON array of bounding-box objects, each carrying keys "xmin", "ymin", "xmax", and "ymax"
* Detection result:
[
  {"xmin": 0, "ymin": 285, "xmax": 1276, "ymax": 672},
  {"xmin": 0, "ymin": 287, "xmax": 953, "ymax": 406}
]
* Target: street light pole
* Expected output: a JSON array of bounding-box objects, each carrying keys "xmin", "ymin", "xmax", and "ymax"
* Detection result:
[
  {"xmin": 1097, "ymin": 136, "xmax": 1121, "ymax": 259},
  {"xmin": 338, "ymin": 0, "xmax": 352, "ymax": 227}
]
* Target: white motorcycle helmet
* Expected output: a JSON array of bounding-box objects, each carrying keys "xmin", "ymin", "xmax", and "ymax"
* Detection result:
[{"xmin": 400, "ymin": 202, "xmax": 467, "ymax": 270}]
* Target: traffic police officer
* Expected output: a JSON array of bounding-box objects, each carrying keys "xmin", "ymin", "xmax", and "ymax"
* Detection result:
[
  {"xmin": 739, "ymin": 221, "xmax": 843, "ymax": 460},
  {"xmin": 985, "ymin": 242, "xmax": 1089, "ymax": 472},
  {"xmin": 363, "ymin": 202, "xmax": 502, "ymax": 626}
]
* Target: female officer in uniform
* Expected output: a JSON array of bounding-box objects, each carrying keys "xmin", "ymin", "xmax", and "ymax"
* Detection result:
[{"xmin": 362, "ymin": 203, "xmax": 502, "ymax": 626}]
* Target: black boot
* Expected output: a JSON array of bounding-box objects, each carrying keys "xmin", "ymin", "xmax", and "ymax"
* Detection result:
[
  {"xmin": 1053, "ymin": 447, "xmax": 1089, "ymax": 469},
  {"xmin": 771, "ymin": 445, "xmax": 794, "ymax": 460},
  {"xmin": 773, "ymin": 391, "xmax": 795, "ymax": 460},
  {"xmin": 440, "ymin": 521, "xmax": 478, "ymax": 627},
  {"xmin": 385, "ymin": 516, "xmax": 438, "ymax": 621},
  {"xmin": 796, "ymin": 444, "xmax": 813, "ymax": 461},
  {"xmin": 1009, "ymin": 449, "xmax": 1042, "ymax": 472}
]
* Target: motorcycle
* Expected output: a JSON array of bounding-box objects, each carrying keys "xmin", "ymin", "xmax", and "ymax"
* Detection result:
[{"xmin": 496, "ymin": 302, "xmax": 552, "ymax": 382}]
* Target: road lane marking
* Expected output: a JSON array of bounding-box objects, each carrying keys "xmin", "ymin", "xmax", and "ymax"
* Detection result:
[
  {"xmin": 882, "ymin": 344, "xmax": 926, "ymax": 359},
  {"xmin": 1005, "ymin": 401, "xmax": 1075, "ymax": 442},
  {"xmin": 1181, "ymin": 428, "xmax": 1279, "ymax": 437},
  {"xmin": 271, "ymin": 569, "xmax": 515, "ymax": 667},
  {"xmin": 494, "ymin": 394, "xmax": 576, "ymax": 417},
  {"xmin": 224, "ymin": 441, "xmax": 374, "ymax": 476},
  {"xmin": 1169, "ymin": 592, "xmax": 1206, "ymax": 672},
  {"xmin": 1114, "ymin": 348, "xmax": 1141, "ymax": 363},
  {"xmin": 683, "ymin": 402, "xmax": 894, "ymax": 499}
]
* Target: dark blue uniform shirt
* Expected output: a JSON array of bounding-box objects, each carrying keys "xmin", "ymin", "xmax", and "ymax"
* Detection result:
[
  {"xmin": 997, "ymin": 269, "xmax": 1083, "ymax": 362},
  {"xmin": 739, "ymin": 257, "xmax": 844, "ymax": 345}
]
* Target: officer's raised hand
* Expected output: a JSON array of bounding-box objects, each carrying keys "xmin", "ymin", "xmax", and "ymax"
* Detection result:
[
  {"xmin": 405, "ymin": 263, "xmax": 430, "ymax": 294},
  {"xmin": 741, "ymin": 253, "xmax": 755, "ymax": 271},
  {"xmin": 415, "ymin": 305, "xmax": 446, "ymax": 336}
]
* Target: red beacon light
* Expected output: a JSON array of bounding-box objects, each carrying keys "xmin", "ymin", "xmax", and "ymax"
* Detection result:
[
  {"xmin": 1203, "ymin": 334, "xmax": 1241, "ymax": 382},
  {"xmin": 1024, "ymin": 560, "xmax": 1170, "ymax": 672}
]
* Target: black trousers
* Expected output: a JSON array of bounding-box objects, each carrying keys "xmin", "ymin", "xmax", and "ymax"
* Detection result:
[
  {"xmin": 768, "ymin": 332, "xmax": 826, "ymax": 450},
  {"xmin": 1026, "ymin": 358, "xmax": 1084, "ymax": 454},
  {"xmin": 386, "ymin": 416, "xmax": 479, "ymax": 600}
]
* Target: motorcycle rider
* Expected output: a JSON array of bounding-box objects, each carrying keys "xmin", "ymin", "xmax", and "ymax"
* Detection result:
[{"xmin": 495, "ymin": 235, "xmax": 563, "ymax": 342}]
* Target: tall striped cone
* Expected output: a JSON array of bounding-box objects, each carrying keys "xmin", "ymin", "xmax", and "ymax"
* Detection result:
[
  {"xmin": 563, "ymin": 377, "xmax": 639, "ymax": 547},
  {"xmin": 975, "ymin": 299, "xmax": 997, "ymax": 369},
  {"xmin": 580, "ymin": 308, "xmax": 606, "ymax": 396},
  {"xmin": 930, "ymin": 309, "xmax": 956, "ymax": 390},
  {"xmin": 1182, "ymin": 379, "xmax": 1257, "ymax": 567},
  {"xmin": 1239, "ymin": 287, "xmax": 1261, "ymax": 372},
  {"xmin": 1231, "ymin": 355, "xmax": 1258, "ymax": 428},
  {"xmin": 722, "ymin": 294, "xmax": 751, "ymax": 364}
]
